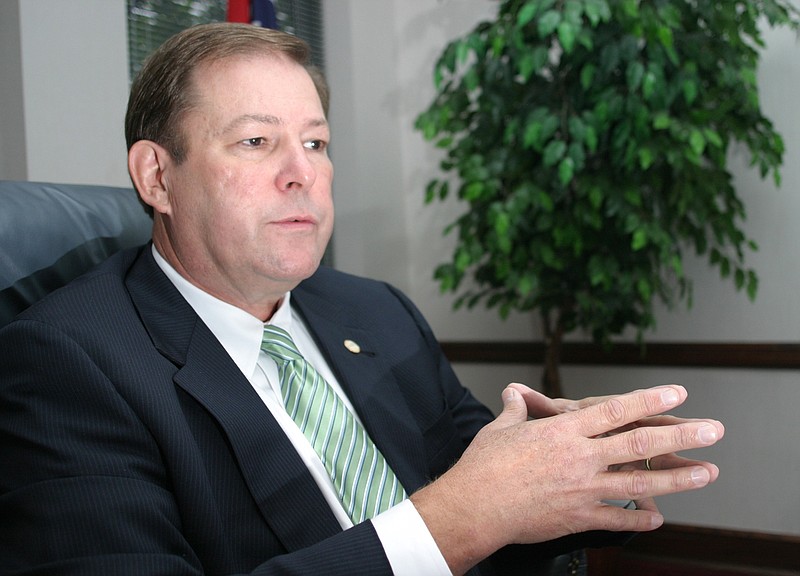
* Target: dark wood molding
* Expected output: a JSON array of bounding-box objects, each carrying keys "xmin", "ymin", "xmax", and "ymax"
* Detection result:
[
  {"xmin": 440, "ymin": 341, "xmax": 800, "ymax": 369},
  {"xmin": 590, "ymin": 522, "xmax": 800, "ymax": 575}
]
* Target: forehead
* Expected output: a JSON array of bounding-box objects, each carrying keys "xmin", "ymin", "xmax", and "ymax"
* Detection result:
[{"xmin": 188, "ymin": 53, "xmax": 323, "ymax": 120}]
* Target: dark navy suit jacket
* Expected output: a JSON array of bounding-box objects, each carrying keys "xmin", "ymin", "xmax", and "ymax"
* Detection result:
[{"xmin": 0, "ymin": 246, "xmax": 603, "ymax": 575}]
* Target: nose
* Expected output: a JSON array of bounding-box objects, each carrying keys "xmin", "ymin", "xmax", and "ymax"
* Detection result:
[{"xmin": 275, "ymin": 142, "xmax": 316, "ymax": 192}]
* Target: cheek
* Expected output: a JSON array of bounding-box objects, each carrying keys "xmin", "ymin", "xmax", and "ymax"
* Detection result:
[{"xmin": 314, "ymin": 163, "xmax": 335, "ymax": 212}]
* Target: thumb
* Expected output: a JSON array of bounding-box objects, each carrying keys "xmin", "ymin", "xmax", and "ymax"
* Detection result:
[{"xmin": 496, "ymin": 385, "xmax": 529, "ymax": 427}]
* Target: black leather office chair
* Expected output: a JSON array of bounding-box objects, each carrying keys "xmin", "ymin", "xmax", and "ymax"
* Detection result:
[{"xmin": 0, "ymin": 180, "xmax": 152, "ymax": 327}]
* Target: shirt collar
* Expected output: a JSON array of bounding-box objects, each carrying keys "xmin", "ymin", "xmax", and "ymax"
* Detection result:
[{"xmin": 151, "ymin": 245, "xmax": 292, "ymax": 379}]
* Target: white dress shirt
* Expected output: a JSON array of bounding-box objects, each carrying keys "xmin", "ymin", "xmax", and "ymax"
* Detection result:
[{"xmin": 153, "ymin": 247, "xmax": 451, "ymax": 575}]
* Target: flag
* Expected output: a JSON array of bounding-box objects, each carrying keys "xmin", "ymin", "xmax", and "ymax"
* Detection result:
[
  {"xmin": 226, "ymin": 0, "xmax": 250, "ymax": 23},
  {"xmin": 227, "ymin": 0, "xmax": 278, "ymax": 29}
]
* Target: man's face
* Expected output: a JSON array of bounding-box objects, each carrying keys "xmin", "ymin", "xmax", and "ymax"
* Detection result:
[{"xmin": 153, "ymin": 53, "xmax": 334, "ymax": 318}]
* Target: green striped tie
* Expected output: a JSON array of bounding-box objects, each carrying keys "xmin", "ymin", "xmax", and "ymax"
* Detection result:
[{"xmin": 261, "ymin": 325, "xmax": 407, "ymax": 523}]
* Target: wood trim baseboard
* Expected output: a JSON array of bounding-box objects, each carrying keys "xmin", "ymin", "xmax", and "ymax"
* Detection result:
[
  {"xmin": 591, "ymin": 522, "xmax": 800, "ymax": 575},
  {"xmin": 440, "ymin": 341, "xmax": 800, "ymax": 369}
]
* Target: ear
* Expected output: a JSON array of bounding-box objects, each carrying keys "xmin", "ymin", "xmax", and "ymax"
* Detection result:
[{"xmin": 128, "ymin": 140, "xmax": 173, "ymax": 215}]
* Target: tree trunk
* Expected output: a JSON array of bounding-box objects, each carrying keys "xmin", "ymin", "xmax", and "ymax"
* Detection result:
[{"xmin": 541, "ymin": 312, "xmax": 564, "ymax": 399}]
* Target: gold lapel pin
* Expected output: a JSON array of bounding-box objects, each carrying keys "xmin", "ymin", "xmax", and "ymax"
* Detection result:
[{"xmin": 343, "ymin": 339, "xmax": 361, "ymax": 354}]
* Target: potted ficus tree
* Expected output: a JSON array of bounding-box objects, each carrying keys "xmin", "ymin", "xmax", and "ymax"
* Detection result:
[{"xmin": 415, "ymin": 0, "xmax": 799, "ymax": 398}]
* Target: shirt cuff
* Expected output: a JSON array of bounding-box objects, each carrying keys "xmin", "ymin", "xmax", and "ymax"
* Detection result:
[{"xmin": 371, "ymin": 499, "xmax": 452, "ymax": 576}]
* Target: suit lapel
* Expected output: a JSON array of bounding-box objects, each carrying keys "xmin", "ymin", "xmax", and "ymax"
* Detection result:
[
  {"xmin": 125, "ymin": 248, "xmax": 343, "ymax": 551},
  {"xmin": 291, "ymin": 287, "xmax": 431, "ymax": 494}
]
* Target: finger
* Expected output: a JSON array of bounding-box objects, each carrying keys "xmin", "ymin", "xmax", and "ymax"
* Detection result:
[
  {"xmin": 571, "ymin": 385, "xmax": 681, "ymax": 413},
  {"xmin": 644, "ymin": 453, "xmax": 721, "ymax": 483},
  {"xmin": 568, "ymin": 393, "xmax": 618, "ymax": 411},
  {"xmin": 601, "ymin": 419, "xmax": 722, "ymax": 471},
  {"xmin": 600, "ymin": 460, "xmax": 715, "ymax": 506},
  {"xmin": 507, "ymin": 383, "xmax": 566, "ymax": 418},
  {"xmin": 596, "ymin": 415, "xmax": 699, "ymax": 438},
  {"xmin": 634, "ymin": 414, "xmax": 723, "ymax": 429},
  {"xmin": 603, "ymin": 415, "xmax": 725, "ymax": 444},
  {"xmin": 593, "ymin": 503, "xmax": 664, "ymax": 533},
  {"xmin": 573, "ymin": 386, "xmax": 687, "ymax": 438},
  {"xmin": 632, "ymin": 497, "xmax": 658, "ymax": 514},
  {"xmin": 494, "ymin": 386, "xmax": 530, "ymax": 428}
]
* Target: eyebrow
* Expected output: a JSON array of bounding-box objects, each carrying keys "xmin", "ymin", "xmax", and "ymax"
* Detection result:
[{"xmin": 219, "ymin": 114, "xmax": 328, "ymax": 136}]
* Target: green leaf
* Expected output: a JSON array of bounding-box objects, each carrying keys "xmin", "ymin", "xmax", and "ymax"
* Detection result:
[
  {"xmin": 682, "ymin": 79, "xmax": 698, "ymax": 105},
  {"xmin": 689, "ymin": 129, "xmax": 706, "ymax": 156},
  {"xmin": 564, "ymin": 0, "xmax": 583, "ymax": 24},
  {"xmin": 642, "ymin": 70, "xmax": 657, "ymax": 100},
  {"xmin": 523, "ymin": 121, "xmax": 542, "ymax": 149},
  {"xmin": 536, "ymin": 190, "xmax": 555, "ymax": 212},
  {"xmin": 720, "ymin": 257, "xmax": 731, "ymax": 278},
  {"xmin": 558, "ymin": 21, "xmax": 577, "ymax": 53},
  {"xmin": 455, "ymin": 248, "xmax": 472, "ymax": 273},
  {"xmin": 438, "ymin": 180, "xmax": 450, "ymax": 201},
  {"xmin": 524, "ymin": 110, "xmax": 559, "ymax": 151},
  {"xmin": 637, "ymin": 277, "xmax": 652, "ymax": 300},
  {"xmin": 638, "ymin": 147, "xmax": 654, "ymax": 169},
  {"xmin": 491, "ymin": 35, "xmax": 505, "ymax": 57},
  {"xmin": 558, "ymin": 157, "xmax": 575, "ymax": 185},
  {"xmin": 735, "ymin": 268, "xmax": 746, "ymax": 290},
  {"xmin": 747, "ymin": 271, "xmax": 759, "ymax": 301},
  {"xmin": 433, "ymin": 66, "xmax": 444, "ymax": 90},
  {"xmin": 580, "ymin": 64, "xmax": 596, "ymax": 90},
  {"xmin": 518, "ymin": 274, "xmax": 536, "ymax": 296},
  {"xmin": 456, "ymin": 39, "xmax": 470, "ymax": 65},
  {"xmin": 538, "ymin": 10, "xmax": 561, "ymax": 37},
  {"xmin": 632, "ymin": 229, "xmax": 647, "ymax": 250},
  {"xmin": 493, "ymin": 209, "xmax": 510, "ymax": 236},
  {"xmin": 704, "ymin": 128, "xmax": 723, "ymax": 148},
  {"xmin": 626, "ymin": 61, "xmax": 645, "ymax": 92},
  {"xmin": 569, "ymin": 116, "xmax": 587, "ymax": 142},
  {"xmin": 584, "ymin": 0, "xmax": 610, "ymax": 27},
  {"xmin": 464, "ymin": 68, "xmax": 480, "ymax": 91},
  {"xmin": 622, "ymin": 0, "xmax": 639, "ymax": 18},
  {"xmin": 543, "ymin": 140, "xmax": 567, "ymax": 167},
  {"xmin": 584, "ymin": 125, "xmax": 599, "ymax": 153},
  {"xmin": 519, "ymin": 51, "xmax": 537, "ymax": 81},
  {"xmin": 517, "ymin": 2, "xmax": 538, "ymax": 28},
  {"xmin": 653, "ymin": 112, "xmax": 670, "ymax": 130},
  {"xmin": 589, "ymin": 186, "xmax": 603, "ymax": 209},
  {"xmin": 425, "ymin": 180, "xmax": 438, "ymax": 204},
  {"xmin": 463, "ymin": 181, "xmax": 485, "ymax": 200},
  {"xmin": 435, "ymin": 136, "xmax": 453, "ymax": 149},
  {"xmin": 440, "ymin": 43, "xmax": 457, "ymax": 74},
  {"xmin": 656, "ymin": 25, "xmax": 674, "ymax": 50}
]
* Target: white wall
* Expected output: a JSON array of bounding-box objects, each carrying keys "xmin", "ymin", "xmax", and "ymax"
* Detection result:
[
  {"xmin": 0, "ymin": 0, "xmax": 130, "ymax": 186},
  {"xmin": 2, "ymin": 0, "xmax": 797, "ymax": 538},
  {"xmin": 324, "ymin": 0, "xmax": 800, "ymax": 537},
  {"xmin": 0, "ymin": 1, "xmax": 26, "ymax": 180}
]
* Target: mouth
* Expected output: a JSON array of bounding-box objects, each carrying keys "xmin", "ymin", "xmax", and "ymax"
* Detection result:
[{"xmin": 274, "ymin": 215, "xmax": 317, "ymax": 227}]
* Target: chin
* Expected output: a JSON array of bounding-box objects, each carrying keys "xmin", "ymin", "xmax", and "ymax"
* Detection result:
[{"xmin": 271, "ymin": 259, "xmax": 322, "ymax": 284}]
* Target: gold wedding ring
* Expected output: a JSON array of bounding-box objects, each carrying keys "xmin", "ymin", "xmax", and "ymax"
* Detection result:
[{"xmin": 645, "ymin": 458, "xmax": 652, "ymax": 471}]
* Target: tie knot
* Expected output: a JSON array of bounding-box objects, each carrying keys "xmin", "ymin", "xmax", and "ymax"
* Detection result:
[{"xmin": 261, "ymin": 325, "xmax": 302, "ymax": 362}]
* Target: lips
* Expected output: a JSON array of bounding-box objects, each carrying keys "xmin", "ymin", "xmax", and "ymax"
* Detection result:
[
  {"xmin": 277, "ymin": 216, "xmax": 313, "ymax": 223},
  {"xmin": 272, "ymin": 215, "xmax": 317, "ymax": 229}
]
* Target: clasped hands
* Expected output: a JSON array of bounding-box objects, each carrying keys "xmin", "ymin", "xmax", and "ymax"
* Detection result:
[{"xmin": 411, "ymin": 383, "xmax": 724, "ymax": 575}]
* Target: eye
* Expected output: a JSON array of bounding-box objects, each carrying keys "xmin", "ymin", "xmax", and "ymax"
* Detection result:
[
  {"xmin": 304, "ymin": 139, "xmax": 327, "ymax": 151},
  {"xmin": 242, "ymin": 137, "xmax": 266, "ymax": 147}
]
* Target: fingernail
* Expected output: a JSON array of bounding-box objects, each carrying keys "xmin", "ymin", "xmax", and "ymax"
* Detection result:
[
  {"xmin": 661, "ymin": 388, "xmax": 680, "ymax": 406},
  {"xmin": 502, "ymin": 387, "xmax": 518, "ymax": 403},
  {"xmin": 691, "ymin": 467, "xmax": 710, "ymax": 486},
  {"xmin": 698, "ymin": 424, "xmax": 718, "ymax": 444}
]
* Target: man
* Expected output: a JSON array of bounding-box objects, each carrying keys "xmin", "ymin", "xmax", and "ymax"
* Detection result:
[{"xmin": 0, "ymin": 23, "xmax": 723, "ymax": 575}]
